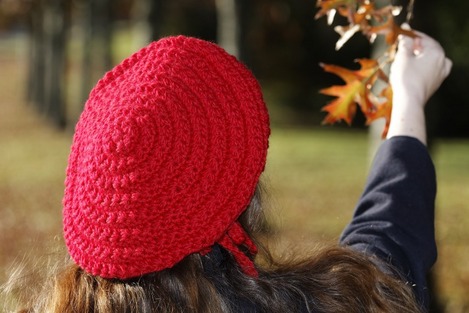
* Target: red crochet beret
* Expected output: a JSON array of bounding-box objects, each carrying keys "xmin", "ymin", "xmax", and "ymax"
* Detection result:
[{"xmin": 63, "ymin": 36, "xmax": 270, "ymax": 279}]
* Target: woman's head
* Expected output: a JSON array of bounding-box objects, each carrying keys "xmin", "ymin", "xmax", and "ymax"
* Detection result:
[{"xmin": 62, "ymin": 36, "xmax": 270, "ymax": 279}]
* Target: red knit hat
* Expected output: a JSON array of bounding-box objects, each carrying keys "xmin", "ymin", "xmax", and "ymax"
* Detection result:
[{"xmin": 63, "ymin": 36, "xmax": 270, "ymax": 279}]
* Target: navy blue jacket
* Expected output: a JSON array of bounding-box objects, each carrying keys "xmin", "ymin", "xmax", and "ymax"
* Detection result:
[{"xmin": 340, "ymin": 136, "xmax": 437, "ymax": 309}]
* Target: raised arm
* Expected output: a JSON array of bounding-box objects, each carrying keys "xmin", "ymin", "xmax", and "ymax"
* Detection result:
[{"xmin": 340, "ymin": 30, "xmax": 451, "ymax": 309}]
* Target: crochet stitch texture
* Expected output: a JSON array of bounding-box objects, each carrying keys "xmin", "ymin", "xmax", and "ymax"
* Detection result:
[{"xmin": 63, "ymin": 36, "xmax": 270, "ymax": 279}]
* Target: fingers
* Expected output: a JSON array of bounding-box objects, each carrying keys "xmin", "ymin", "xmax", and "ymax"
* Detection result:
[
  {"xmin": 397, "ymin": 35, "xmax": 416, "ymax": 56},
  {"xmin": 390, "ymin": 25, "xmax": 452, "ymax": 105},
  {"xmin": 398, "ymin": 24, "xmax": 445, "ymax": 57},
  {"xmin": 444, "ymin": 57, "xmax": 453, "ymax": 77},
  {"xmin": 412, "ymin": 37, "xmax": 423, "ymax": 56},
  {"xmin": 399, "ymin": 23, "xmax": 421, "ymax": 55},
  {"xmin": 401, "ymin": 23, "xmax": 411, "ymax": 30}
]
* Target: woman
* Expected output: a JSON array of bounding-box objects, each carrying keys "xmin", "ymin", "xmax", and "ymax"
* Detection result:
[{"xmin": 11, "ymin": 28, "xmax": 451, "ymax": 312}]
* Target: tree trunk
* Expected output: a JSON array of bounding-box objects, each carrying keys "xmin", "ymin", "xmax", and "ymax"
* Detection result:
[
  {"xmin": 131, "ymin": 0, "xmax": 152, "ymax": 50},
  {"xmin": 42, "ymin": 0, "xmax": 69, "ymax": 128},
  {"xmin": 26, "ymin": 0, "xmax": 68, "ymax": 128},
  {"xmin": 234, "ymin": 0, "xmax": 250, "ymax": 63},
  {"xmin": 215, "ymin": 0, "xmax": 239, "ymax": 57},
  {"xmin": 367, "ymin": 34, "xmax": 387, "ymax": 162},
  {"xmin": 148, "ymin": 0, "xmax": 165, "ymax": 41},
  {"xmin": 80, "ymin": 0, "xmax": 114, "ymax": 107},
  {"xmin": 27, "ymin": 0, "xmax": 45, "ymax": 110}
]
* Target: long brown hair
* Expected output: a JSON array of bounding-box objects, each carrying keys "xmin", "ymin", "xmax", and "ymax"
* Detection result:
[{"xmin": 6, "ymin": 185, "xmax": 423, "ymax": 313}]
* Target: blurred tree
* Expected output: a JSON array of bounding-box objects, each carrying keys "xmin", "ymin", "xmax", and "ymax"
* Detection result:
[
  {"xmin": 43, "ymin": 0, "xmax": 70, "ymax": 128},
  {"xmin": 80, "ymin": 0, "xmax": 114, "ymax": 106},
  {"xmin": 148, "ymin": 0, "xmax": 164, "ymax": 40},
  {"xmin": 242, "ymin": 0, "xmax": 370, "ymax": 126},
  {"xmin": 233, "ymin": 0, "xmax": 251, "ymax": 63},
  {"xmin": 215, "ymin": 0, "xmax": 238, "ymax": 57},
  {"xmin": 215, "ymin": 0, "xmax": 252, "ymax": 64},
  {"xmin": 27, "ymin": 0, "xmax": 45, "ymax": 111},
  {"xmin": 421, "ymin": 0, "xmax": 469, "ymax": 138},
  {"xmin": 0, "ymin": 0, "xmax": 30, "ymax": 31},
  {"xmin": 18, "ymin": 0, "xmax": 468, "ymax": 136},
  {"xmin": 27, "ymin": 0, "xmax": 69, "ymax": 128}
]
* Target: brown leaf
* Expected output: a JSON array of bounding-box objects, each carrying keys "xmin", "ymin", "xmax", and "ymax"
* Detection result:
[
  {"xmin": 352, "ymin": 2, "xmax": 375, "ymax": 24},
  {"xmin": 367, "ymin": 15, "xmax": 418, "ymax": 45},
  {"xmin": 315, "ymin": 0, "xmax": 409, "ymax": 136},
  {"xmin": 320, "ymin": 59, "xmax": 381, "ymax": 125},
  {"xmin": 366, "ymin": 84, "xmax": 393, "ymax": 138},
  {"xmin": 315, "ymin": 0, "xmax": 356, "ymax": 21}
]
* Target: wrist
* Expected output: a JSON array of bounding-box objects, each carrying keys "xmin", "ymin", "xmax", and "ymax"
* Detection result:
[
  {"xmin": 387, "ymin": 99, "xmax": 427, "ymax": 145},
  {"xmin": 390, "ymin": 88, "xmax": 426, "ymax": 108}
]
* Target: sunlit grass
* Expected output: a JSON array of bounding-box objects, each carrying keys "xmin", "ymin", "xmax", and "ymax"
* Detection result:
[
  {"xmin": 265, "ymin": 128, "xmax": 369, "ymax": 239},
  {"xmin": 433, "ymin": 140, "xmax": 469, "ymax": 308}
]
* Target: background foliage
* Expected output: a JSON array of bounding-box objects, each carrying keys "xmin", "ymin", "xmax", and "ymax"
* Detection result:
[{"xmin": 2, "ymin": 0, "xmax": 468, "ymax": 136}]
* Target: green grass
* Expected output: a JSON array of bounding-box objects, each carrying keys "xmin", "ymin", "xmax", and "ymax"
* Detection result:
[
  {"xmin": 432, "ymin": 140, "xmax": 469, "ymax": 308},
  {"xmin": 265, "ymin": 128, "xmax": 369, "ymax": 239},
  {"xmin": 1, "ymin": 35, "xmax": 469, "ymax": 311}
]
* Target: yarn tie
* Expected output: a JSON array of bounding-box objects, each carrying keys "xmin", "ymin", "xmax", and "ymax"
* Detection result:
[{"xmin": 218, "ymin": 221, "xmax": 258, "ymax": 277}]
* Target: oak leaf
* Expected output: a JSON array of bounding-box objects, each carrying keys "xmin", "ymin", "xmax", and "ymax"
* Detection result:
[
  {"xmin": 315, "ymin": 0, "xmax": 356, "ymax": 23},
  {"xmin": 320, "ymin": 59, "xmax": 383, "ymax": 125},
  {"xmin": 365, "ymin": 84, "xmax": 393, "ymax": 138},
  {"xmin": 315, "ymin": 0, "xmax": 415, "ymax": 135},
  {"xmin": 367, "ymin": 14, "xmax": 417, "ymax": 45}
]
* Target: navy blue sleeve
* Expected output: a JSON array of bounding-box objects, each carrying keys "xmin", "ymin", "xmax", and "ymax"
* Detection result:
[{"xmin": 340, "ymin": 136, "xmax": 437, "ymax": 309}]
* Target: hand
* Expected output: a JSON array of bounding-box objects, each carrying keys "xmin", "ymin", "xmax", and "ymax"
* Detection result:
[
  {"xmin": 386, "ymin": 28, "xmax": 452, "ymax": 145},
  {"xmin": 390, "ymin": 28, "xmax": 452, "ymax": 106}
]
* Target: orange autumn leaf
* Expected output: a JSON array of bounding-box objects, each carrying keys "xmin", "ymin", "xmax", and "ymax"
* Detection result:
[
  {"xmin": 315, "ymin": 0, "xmax": 356, "ymax": 21},
  {"xmin": 367, "ymin": 14, "xmax": 417, "ymax": 45},
  {"xmin": 366, "ymin": 84, "xmax": 393, "ymax": 138},
  {"xmin": 320, "ymin": 59, "xmax": 381, "ymax": 125},
  {"xmin": 315, "ymin": 0, "xmax": 416, "ymax": 134},
  {"xmin": 352, "ymin": 2, "xmax": 374, "ymax": 24}
]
